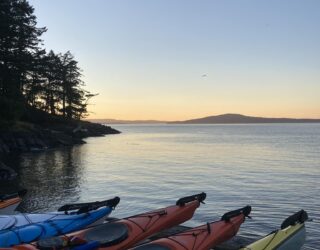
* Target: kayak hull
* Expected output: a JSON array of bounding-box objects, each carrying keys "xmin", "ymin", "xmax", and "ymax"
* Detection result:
[
  {"xmin": 131, "ymin": 207, "xmax": 249, "ymax": 250},
  {"xmin": 0, "ymin": 197, "xmax": 21, "ymax": 215},
  {"xmin": 103, "ymin": 200, "xmax": 201, "ymax": 250},
  {"xmin": 241, "ymin": 223, "xmax": 306, "ymax": 250},
  {"xmin": 0, "ymin": 190, "xmax": 27, "ymax": 215},
  {"xmin": 0, "ymin": 206, "xmax": 113, "ymax": 247}
]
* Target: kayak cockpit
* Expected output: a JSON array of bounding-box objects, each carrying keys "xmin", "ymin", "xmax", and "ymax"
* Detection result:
[{"xmin": 83, "ymin": 222, "xmax": 129, "ymax": 247}]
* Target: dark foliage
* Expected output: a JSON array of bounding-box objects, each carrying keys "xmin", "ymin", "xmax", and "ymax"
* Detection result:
[{"xmin": 0, "ymin": 0, "xmax": 95, "ymax": 123}]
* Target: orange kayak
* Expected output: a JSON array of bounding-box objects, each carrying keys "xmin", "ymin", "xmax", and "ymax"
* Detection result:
[
  {"xmin": 9, "ymin": 193, "xmax": 206, "ymax": 250},
  {"xmin": 131, "ymin": 205, "xmax": 251, "ymax": 250},
  {"xmin": 0, "ymin": 190, "xmax": 27, "ymax": 215}
]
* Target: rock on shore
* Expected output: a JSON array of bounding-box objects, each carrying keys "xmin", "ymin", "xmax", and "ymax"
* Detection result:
[{"xmin": 0, "ymin": 121, "xmax": 120, "ymax": 154}]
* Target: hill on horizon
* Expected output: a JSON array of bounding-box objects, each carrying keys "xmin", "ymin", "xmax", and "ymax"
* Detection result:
[
  {"xmin": 88, "ymin": 114, "xmax": 320, "ymax": 124},
  {"xmin": 170, "ymin": 114, "xmax": 320, "ymax": 124}
]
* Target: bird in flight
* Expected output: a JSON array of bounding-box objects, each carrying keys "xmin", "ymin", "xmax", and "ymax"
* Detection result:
[{"xmin": 202, "ymin": 74, "xmax": 207, "ymax": 77}]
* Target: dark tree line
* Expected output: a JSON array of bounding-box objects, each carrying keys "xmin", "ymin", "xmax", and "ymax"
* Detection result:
[{"xmin": 0, "ymin": 0, "xmax": 95, "ymax": 121}]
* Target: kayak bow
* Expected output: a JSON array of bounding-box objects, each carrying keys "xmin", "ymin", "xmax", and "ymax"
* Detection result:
[
  {"xmin": 240, "ymin": 210, "xmax": 308, "ymax": 250},
  {"xmin": 0, "ymin": 197, "xmax": 120, "ymax": 247},
  {"xmin": 131, "ymin": 205, "xmax": 251, "ymax": 250},
  {"xmin": 0, "ymin": 190, "xmax": 27, "ymax": 215}
]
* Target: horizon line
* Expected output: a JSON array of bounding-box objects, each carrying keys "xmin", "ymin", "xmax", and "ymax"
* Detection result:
[{"xmin": 86, "ymin": 113, "xmax": 320, "ymax": 122}]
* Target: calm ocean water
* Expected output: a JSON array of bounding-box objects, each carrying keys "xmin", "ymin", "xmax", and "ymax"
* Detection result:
[{"xmin": 1, "ymin": 124, "xmax": 319, "ymax": 249}]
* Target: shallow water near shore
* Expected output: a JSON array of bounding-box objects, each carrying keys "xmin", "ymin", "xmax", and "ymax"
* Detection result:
[{"xmin": 2, "ymin": 124, "xmax": 319, "ymax": 249}]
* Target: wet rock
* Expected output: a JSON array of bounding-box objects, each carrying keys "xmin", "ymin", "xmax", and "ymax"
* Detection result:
[
  {"xmin": 0, "ymin": 161, "xmax": 17, "ymax": 180},
  {"xmin": 0, "ymin": 120, "xmax": 120, "ymax": 154}
]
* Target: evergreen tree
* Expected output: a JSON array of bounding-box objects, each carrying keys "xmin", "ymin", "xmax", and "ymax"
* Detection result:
[
  {"xmin": 42, "ymin": 50, "xmax": 61, "ymax": 115},
  {"xmin": 0, "ymin": 0, "xmax": 46, "ymax": 99},
  {"xmin": 23, "ymin": 49, "xmax": 47, "ymax": 108},
  {"xmin": 0, "ymin": 0, "xmax": 96, "ymax": 122},
  {"xmin": 59, "ymin": 51, "xmax": 82, "ymax": 118}
]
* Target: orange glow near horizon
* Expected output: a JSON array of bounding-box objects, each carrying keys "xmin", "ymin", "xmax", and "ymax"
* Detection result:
[
  {"xmin": 87, "ymin": 97, "xmax": 320, "ymax": 121},
  {"xmin": 83, "ymin": 62, "xmax": 320, "ymax": 121},
  {"xmin": 85, "ymin": 74, "xmax": 320, "ymax": 121}
]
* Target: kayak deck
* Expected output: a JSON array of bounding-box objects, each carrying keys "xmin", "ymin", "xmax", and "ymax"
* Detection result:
[
  {"xmin": 149, "ymin": 224, "xmax": 306, "ymax": 250},
  {"xmin": 0, "ymin": 197, "xmax": 21, "ymax": 210},
  {"xmin": 131, "ymin": 205, "xmax": 251, "ymax": 250},
  {"xmin": 239, "ymin": 223, "xmax": 306, "ymax": 250},
  {"xmin": 0, "ymin": 189, "xmax": 27, "ymax": 215},
  {"xmin": 141, "ymin": 224, "xmax": 252, "ymax": 250}
]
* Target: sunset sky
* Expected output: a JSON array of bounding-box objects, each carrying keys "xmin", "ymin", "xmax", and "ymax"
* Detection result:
[{"xmin": 29, "ymin": 0, "xmax": 320, "ymax": 121}]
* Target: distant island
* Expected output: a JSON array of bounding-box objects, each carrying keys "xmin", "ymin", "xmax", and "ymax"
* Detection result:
[
  {"xmin": 170, "ymin": 114, "xmax": 320, "ymax": 124},
  {"xmin": 89, "ymin": 114, "xmax": 320, "ymax": 124}
]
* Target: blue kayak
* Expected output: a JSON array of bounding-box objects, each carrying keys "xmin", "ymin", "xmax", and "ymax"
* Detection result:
[{"xmin": 0, "ymin": 197, "xmax": 120, "ymax": 247}]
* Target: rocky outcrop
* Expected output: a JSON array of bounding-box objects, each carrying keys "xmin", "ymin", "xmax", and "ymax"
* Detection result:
[
  {"xmin": 0, "ymin": 122, "xmax": 120, "ymax": 154},
  {"xmin": 0, "ymin": 130, "xmax": 74, "ymax": 153}
]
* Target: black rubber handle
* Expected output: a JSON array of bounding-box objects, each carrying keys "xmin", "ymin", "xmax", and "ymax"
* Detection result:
[
  {"xmin": 58, "ymin": 196, "xmax": 120, "ymax": 213},
  {"xmin": 221, "ymin": 205, "xmax": 252, "ymax": 221},
  {"xmin": 176, "ymin": 192, "xmax": 206, "ymax": 206},
  {"xmin": 281, "ymin": 210, "xmax": 308, "ymax": 229}
]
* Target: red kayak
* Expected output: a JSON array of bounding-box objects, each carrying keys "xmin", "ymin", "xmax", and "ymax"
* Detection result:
[
  {"xmin": 0, "ymin": 190, "xmax": 27, "ymax": 215},
  {"xmin": 131, "ymin": 205, "xmax": 251, "ymax": 250},
  {"xmin": 9, "ymin": 193, "xmax": 206, "ymax": 250}
]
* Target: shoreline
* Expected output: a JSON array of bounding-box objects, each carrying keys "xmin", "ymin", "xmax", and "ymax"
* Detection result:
[
  {"xmin": 0, "ymin": 120, "xmax": 120, "ymax": 154},
  {"xmin": 0, "ymin": 120, "xmax": 120, "ymax": 179}
]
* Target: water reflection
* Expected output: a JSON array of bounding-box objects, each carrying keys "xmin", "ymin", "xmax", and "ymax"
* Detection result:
[
  {"xmin": 0, "ymin": 124, "xmax": 319, "ymax": 249},
  {"xmin": 1, "ymin": 146, "xmax": 84, "ymax": 212}
]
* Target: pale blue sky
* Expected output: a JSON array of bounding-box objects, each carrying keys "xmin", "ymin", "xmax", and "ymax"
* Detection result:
[{"xmin": 29, "ymin": 0, "xmax": 320, "ymax": 120}]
